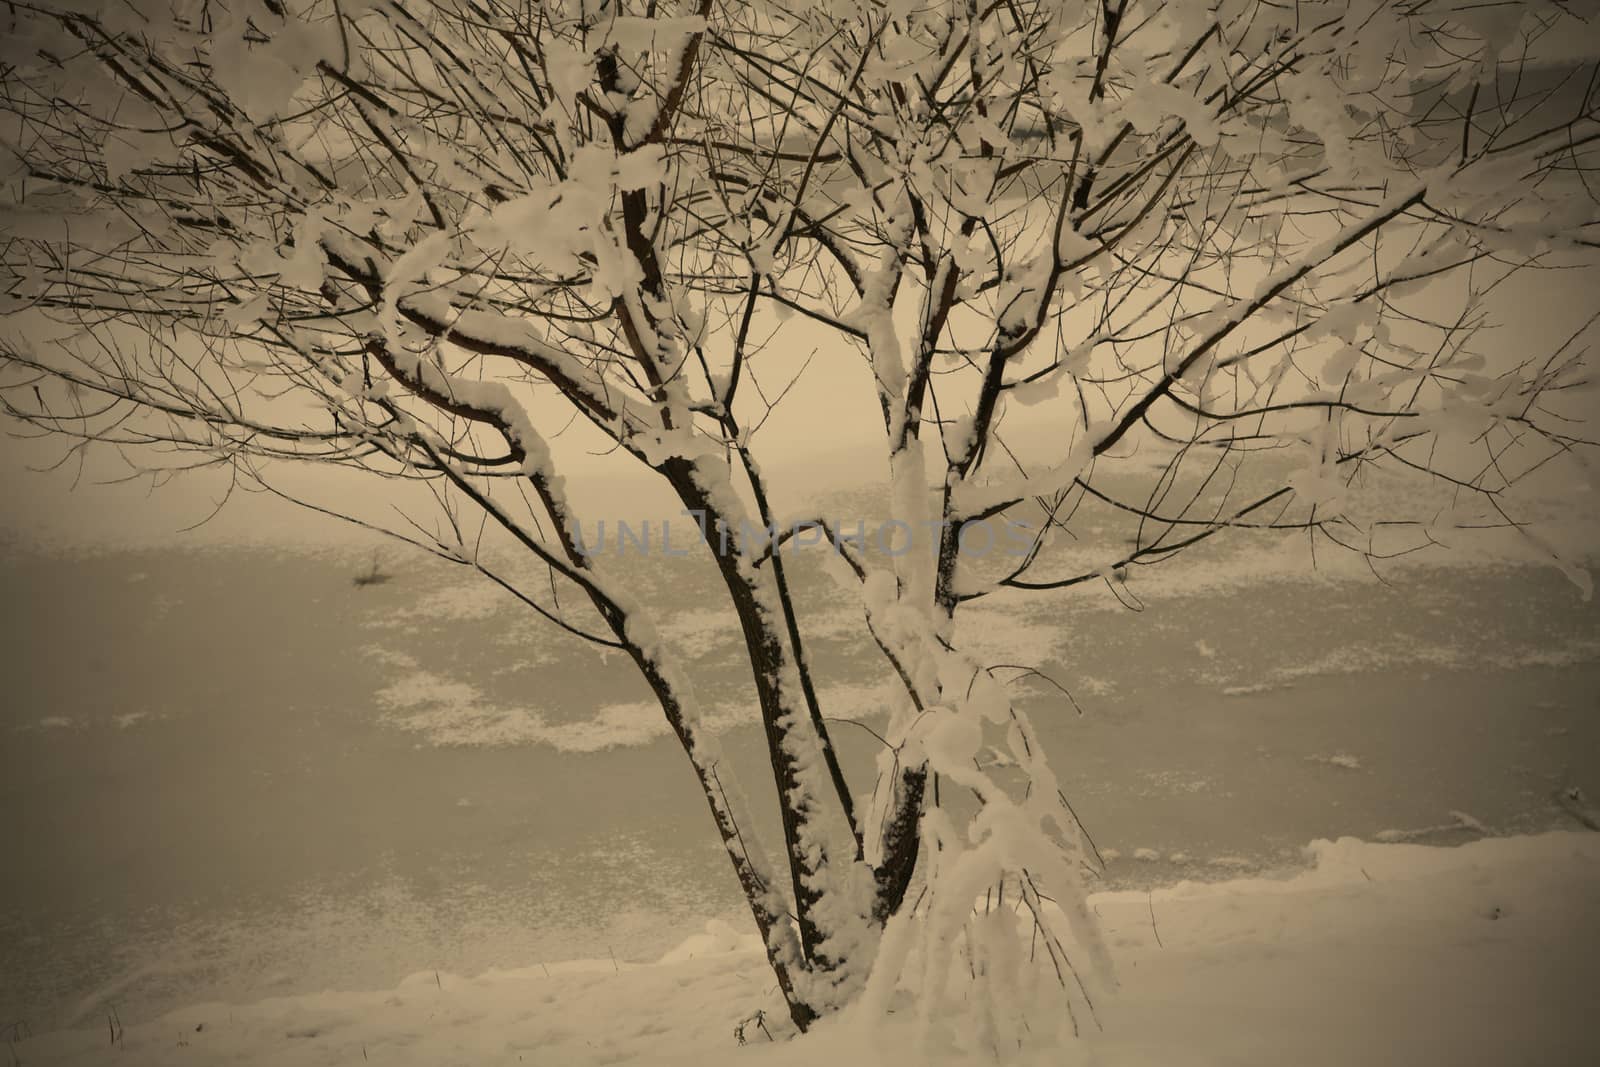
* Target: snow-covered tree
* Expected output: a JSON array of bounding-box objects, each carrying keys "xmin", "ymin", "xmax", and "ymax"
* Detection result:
[{"xmin": 2, "ymin": 0, "xmax": 1595, "ymax": 1044}]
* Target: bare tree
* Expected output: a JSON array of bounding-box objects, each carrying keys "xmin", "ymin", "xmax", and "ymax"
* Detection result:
[{"xmin": 2, "ymin": 0, "xmax": 1595, "ymax": 1043}]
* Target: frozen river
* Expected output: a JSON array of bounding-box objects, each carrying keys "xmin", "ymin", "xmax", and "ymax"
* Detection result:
[{"xmin": 2, "ymin": 492, "xmax": 1597, "ymax": 1033}]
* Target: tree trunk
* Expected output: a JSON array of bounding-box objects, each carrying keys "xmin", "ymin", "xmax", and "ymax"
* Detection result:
[{"xmin": 665, "ymin": 459, "xmax": 918, "ymax": 1025}]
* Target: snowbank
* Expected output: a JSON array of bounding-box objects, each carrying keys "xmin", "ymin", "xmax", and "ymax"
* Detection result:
[{"xmin": 14, "ymin": 833, "xmax": 1598, "ymax": 1066}]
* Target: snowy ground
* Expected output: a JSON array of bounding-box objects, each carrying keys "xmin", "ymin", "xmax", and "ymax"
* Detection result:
[{"xmin": 13, "ymin": 831, "xmax": 1597, "ymax": 1067}]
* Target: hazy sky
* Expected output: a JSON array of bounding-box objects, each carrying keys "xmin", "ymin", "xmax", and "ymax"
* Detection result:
[
  {"xmin": 0, "ymin": 314, "xmax": 888, "ymax": 548},
  {"xmin": 3, "ymin": 237, "xmax": 1597, "ymax": 552}
]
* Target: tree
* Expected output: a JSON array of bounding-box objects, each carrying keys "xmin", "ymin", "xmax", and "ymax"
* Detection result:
[{"xmin": 2, "ymin": 0, "xmax": 1596, "ymax": 1046}]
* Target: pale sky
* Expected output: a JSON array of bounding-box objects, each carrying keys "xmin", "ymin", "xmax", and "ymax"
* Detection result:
[
  {"xmin": 3, "ymin": 236, "xmax": 1597, "ymax": 552},
  {"xmin": 0, "ymin": 314, "xmax": 889, "ymax": 549}
]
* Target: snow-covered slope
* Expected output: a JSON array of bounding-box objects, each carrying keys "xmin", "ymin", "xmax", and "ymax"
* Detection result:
[{"xmin": 14, "ymin": 831, "xmax": 1598, "ymax": 1066}]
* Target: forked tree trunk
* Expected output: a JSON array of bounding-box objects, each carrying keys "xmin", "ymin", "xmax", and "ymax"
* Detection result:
[{"xmin": 658, "ymin": 459, "xmax": 928, "ymax": 1029}]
